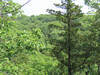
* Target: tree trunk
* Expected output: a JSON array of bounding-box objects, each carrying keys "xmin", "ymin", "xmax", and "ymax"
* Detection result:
[
  {"xmin": 85, "ymin": 65, "xmax": 90, "ymax": 75},
  {"xmin": 98, "ymin": 64, "xmax": 100, "ymax": 74},
  {"xmin": 66, "ymin": 0, "xmax": 72, "ymax": 75},
  {"xmin": 85, "ymin": 71, "xmax": 89, "ymax": 75}
]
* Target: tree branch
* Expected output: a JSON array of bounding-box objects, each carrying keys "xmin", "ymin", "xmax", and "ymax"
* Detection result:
[
  {"xmin": 2, "ymin": 0, "xmax": 32, "ymax": 15},
  {"xmin": 21, "ymin": 0, "xmax": 32, "ymax": 8}
]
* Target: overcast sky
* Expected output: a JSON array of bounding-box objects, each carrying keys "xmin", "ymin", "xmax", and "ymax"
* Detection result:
[{"xmin": 14, "ymin": 0, "xmax": 90, "ymax": 16}]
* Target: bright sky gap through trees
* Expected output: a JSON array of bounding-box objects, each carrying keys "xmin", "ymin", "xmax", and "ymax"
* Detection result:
[{"xmin": 14, "ymin": 0, "xmax": 91, "ymax": 16}]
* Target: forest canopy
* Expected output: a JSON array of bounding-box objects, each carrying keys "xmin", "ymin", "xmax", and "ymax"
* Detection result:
[{"xmin": 0, "ymin": 0, "xmax": 100, "ymax": 75}]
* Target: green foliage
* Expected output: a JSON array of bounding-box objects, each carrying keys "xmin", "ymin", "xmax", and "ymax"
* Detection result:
[
  {"xmin": 0, "ymin": 1, "xmax": 59, "ymax": 75},
  {"xmin": 0, "ymin": 0, "xmax": 21, "ymax": 17},
  {"xmin": 0, "ymin": 0, "xmax": 100, "ymax": 75}
]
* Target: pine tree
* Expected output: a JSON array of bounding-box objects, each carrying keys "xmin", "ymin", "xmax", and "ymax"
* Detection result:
[{"xmin": 47, "ymin": 0, "xmax": 83, "ymax": 74}]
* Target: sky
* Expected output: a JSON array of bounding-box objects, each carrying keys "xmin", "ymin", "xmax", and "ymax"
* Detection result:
[{"xmin": 14, "ymin": 0, "xmax": 90, "ymax": 16}]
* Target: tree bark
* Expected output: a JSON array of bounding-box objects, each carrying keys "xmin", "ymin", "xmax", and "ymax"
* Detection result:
[
  {"xmin": 66, "ymin": 0, "xmax": 72, "ymax": 75},
  {"xmin": 85, "ymin": 71, "xmax": 89, "ymax": 75},
  {"xmin": 98, "ymin": 64, "xmax": 100, "ymax": 74},
  {"xmin": 85, "ymin": 65, "xmax": 90, "ymax": 75}
]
